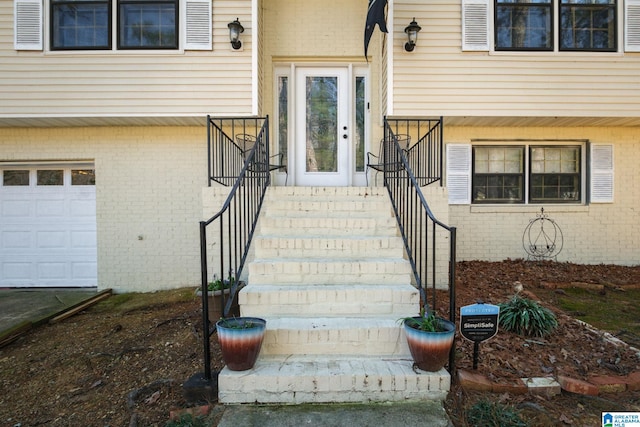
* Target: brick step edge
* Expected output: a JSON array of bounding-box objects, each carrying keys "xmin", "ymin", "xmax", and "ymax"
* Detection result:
[{"xmin": 457, "ymin": 369, "xmax": 640, "ymax": 396}]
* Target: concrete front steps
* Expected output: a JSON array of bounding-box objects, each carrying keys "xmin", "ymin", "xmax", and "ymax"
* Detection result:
[{"xmin": 217, "ymin": 187, "xmax": 450, "ymax": 404}]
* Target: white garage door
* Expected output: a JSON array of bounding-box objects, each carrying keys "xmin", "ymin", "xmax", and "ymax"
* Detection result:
[{"xmin": 0, "ymin": 164, "xmax": 97, "ymax": 287}]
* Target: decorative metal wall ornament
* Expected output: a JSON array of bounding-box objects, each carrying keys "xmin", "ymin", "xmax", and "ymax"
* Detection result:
[{"xmin": 522, "ymin": 207, "xmax": 563, "ymax": 261}]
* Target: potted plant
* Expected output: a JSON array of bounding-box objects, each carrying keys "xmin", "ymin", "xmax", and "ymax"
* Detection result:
[
  {"xmin": 196, "ymin": 274, "xmax": 241, "ymax": 321},
  {"xmin": 402, "ymin": 307, "xmax": 455, "ymax": 372},
  {"xmin": 215, "ymin": 317, "xmax": 266, "ymax": 371}
]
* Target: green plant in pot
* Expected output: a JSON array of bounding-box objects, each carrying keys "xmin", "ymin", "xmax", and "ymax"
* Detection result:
[
  {"xmin": 207, "ymin": 274, "xmax": 235, "ymax": 292},
  {"xmin": 402, "ymin": 307, "xmax": 455, "ymax": 372},
  {"xmin": 198, "ymin": 274, "xmax": 240, "ymax": 321},
  {"xmin": 216, "ymin": 317, "xmax": 266, "ymax": 371}
]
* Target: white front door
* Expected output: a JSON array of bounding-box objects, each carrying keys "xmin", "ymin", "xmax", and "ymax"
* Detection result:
[{"xmin": 295, "ymin": 67, "xmax": 350, "ymax": 186}]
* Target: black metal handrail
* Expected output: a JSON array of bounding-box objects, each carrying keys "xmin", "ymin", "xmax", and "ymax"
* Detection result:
[
  {"xmin": 383, "ymin": 117, "xmax": 457, "ymax": 371},
  {"xmin": 199, "ymin": 115, "xmax": 270, "ymax": 381},
  {"xmin": 386, "ymin": 116, "xmax": 444, "ymax": 186},
  {"xmin": 207, "ymin": 116, "xmax": 267, "ymax": 187}
]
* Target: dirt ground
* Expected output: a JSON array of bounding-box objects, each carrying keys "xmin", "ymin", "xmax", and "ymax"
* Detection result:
[
  {"xmin": 443, "ymin": 260, "xmax": 640, "ymax": 427},
  {"xmin": 1, "ymin": 260, "xmax": 639, "ymax": 426}
]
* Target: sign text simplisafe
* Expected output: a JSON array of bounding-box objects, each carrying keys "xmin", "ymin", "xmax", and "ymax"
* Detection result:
[{"xmin": 460, "ymin": 303, "xmax": 500, "ymax": 343}]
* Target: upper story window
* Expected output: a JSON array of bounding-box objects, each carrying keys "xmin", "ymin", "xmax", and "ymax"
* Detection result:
[
  {"xmin": 51, "ymin": 0, "xmax": 178, "ymax": 50},
  {"xmin": 15, "ymin": 0, "xmax": 212, "ymax": 51},
  {"xmin": 559, "ymin": 0, "xmax": 616, "ymax": 51},
  {"xmin": 462, "ymin": 0, "xmax": 629, "ymax": 52},
  {"xmin": 495, "ymin": 0, "xmax": 616, "ymax": 51},
  {"xmin": 495, "ymin": 0, "xmax": 553, "ymax": 50},
  {"xmin": 118, "ymin": 0, "xmax": 178, "ymax": 49},
  {"xmin": 51, "ymin": 0, "xmax": 111, "ymax": 50}
]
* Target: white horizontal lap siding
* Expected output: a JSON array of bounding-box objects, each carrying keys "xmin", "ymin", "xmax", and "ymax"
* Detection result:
[
  {"xmin": 391, "ymin": 0, "xmax": 640, "ymax": 117},
  {"xmin": 2, "ymin": 0, "xmax": 253, "ymax": 117}
]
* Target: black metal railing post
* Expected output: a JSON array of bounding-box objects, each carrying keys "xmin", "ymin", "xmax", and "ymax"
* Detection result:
[
  {"xmin": 382, "ymin": 116, "xmax": 457, "ymax": 373},
  {"xmin": 199, "ymin": 220, "xmax": 212, "ymax": 380},
  {"xmin": 198, "ymin": 116, "xmax": 270, "ymax": 381},
  {"xmin": 449, "ymin": 226, "xmax": 457, "ymax": 372}
]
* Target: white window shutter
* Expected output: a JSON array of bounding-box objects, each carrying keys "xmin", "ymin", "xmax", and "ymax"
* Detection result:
[
  {"xmin": 462, "ymin": 0, "xmax": 490, "ymax": 51},
  {"xmin": 590, "ymin": 144, "xmax": 614, "ymax": 203},
  {"xmin": 625, "ymin": 0, "xmax": 640, "ymax": 52},
  {"xmin": 14, "ymin": 0, "xmax": 42, "ymax": 50},
  {"xmin": 184, "ymin": 0, "xmax": 212, "ymax": 50},
  {"xmin": 447, "ymin": 144, "xmax": 472, "ymax": 204}
]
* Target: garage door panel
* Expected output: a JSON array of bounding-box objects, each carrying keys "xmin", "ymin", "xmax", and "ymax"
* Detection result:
[
  {"xmin": 36, "ymin": 199, "xmax": 66, "ymax": 217},
  {"xmin": 37, "ymin": 231, "xmax": 67, "ymax": 249},
  {"xmin": 2, "ymin": 261, "xmax": 32, "ymax": 281},
  {"xmin": 2, "ymin": 200, "xmax": 32, "ymax": 218},
  {"xmin": 39, "ymin": 262, "xmax": 67, "ymax": 280},
  {"xmin": 70, "ymin": 199, "xmax": 96, "ymax": 217},
  {"xmin": 1, "ymin": 257, "xmax": 97, "ymax": 287},
  {"xmin": 1, "ymin": 230, "xmax": 32, "ymax": 249},
  {"xmin": 71, "ymin": 230, "xmax": 97, "ymax": 248},
  {"xmin": 72, "ymin": 262, "xmax": 98, "ymax": 280},
  {"xmin": 0, "ymin": 165, "xmax": 97, "ymax": 287}
]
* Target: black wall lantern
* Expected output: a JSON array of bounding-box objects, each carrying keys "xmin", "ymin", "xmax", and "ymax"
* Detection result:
[
  {"xmin": 228, "ymin": 18, "xmax": 244, "ymax": 50},
  {"xmin": 404, "ymin": 18, "xmax": 421, "ymax": 52}
]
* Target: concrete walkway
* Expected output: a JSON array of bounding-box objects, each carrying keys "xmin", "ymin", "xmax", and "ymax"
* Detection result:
[
  {"xmin": 0, "ymin": 288, "xmax": 100, "ymax": 344},
  {"xmin": 217, "ymin": 401, "xmax": 453, "ymax": 427}
]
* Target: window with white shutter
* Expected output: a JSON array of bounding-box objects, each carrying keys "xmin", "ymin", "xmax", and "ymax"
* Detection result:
[
  {"xmin": 447, "ymin": 142, "xmax": 604, "ymax": 205},
  {"xmin": 14, "ymin": 0, "xmax": 43, "ymax": 50},
  {"xmin": 462, "ymin": 0, "xmax": 490, "ymax": 51},
  {"xmin": 447, "ymin": 144, "xmax": 472, "ymax": 204},
  {"xmin": 590, "ymin": 144, "xmax": 614, "ymax": 203},
  {"xmin": 465, "ymin": 0, "xmax": 637, "ymax": 53},
  {"xmin": 15, "ymin": 0, "xmax": 213, "ymax": 51}
]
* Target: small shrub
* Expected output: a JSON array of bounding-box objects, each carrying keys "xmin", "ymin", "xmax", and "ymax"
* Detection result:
[
  {"xmin": 499, "ymin": 295, "xmax": 558, "ymax": 337},
  {"xmin": 466, "ymin": 400, "xmax": 528, "ymax": 427}
]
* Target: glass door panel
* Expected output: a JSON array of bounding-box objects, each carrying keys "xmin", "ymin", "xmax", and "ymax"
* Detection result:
[{"xmin": 295, "ymin": 68, "xmax": 349, "ymax": 186}]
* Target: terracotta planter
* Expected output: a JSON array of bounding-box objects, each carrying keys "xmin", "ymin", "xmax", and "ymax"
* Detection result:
[
  {"xmin": 216, "ymin": 317, "xmax": 266, "ymax": 371},
  {"xmin": 196, "ymin": 286, "xmax": 241, "ymax": 321},
  {"xmin": 403, "ymin": 317, "xmax": 455, "ymax": 372},
  {"xmin": 206, "ymin": 289, "xmax": 239, "ymax": 321}
]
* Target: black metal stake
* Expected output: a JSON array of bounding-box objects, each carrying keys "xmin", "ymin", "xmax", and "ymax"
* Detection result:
[{"xmin": 473, "ymin": 342, "xmax": 479, "ymax": 370}]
